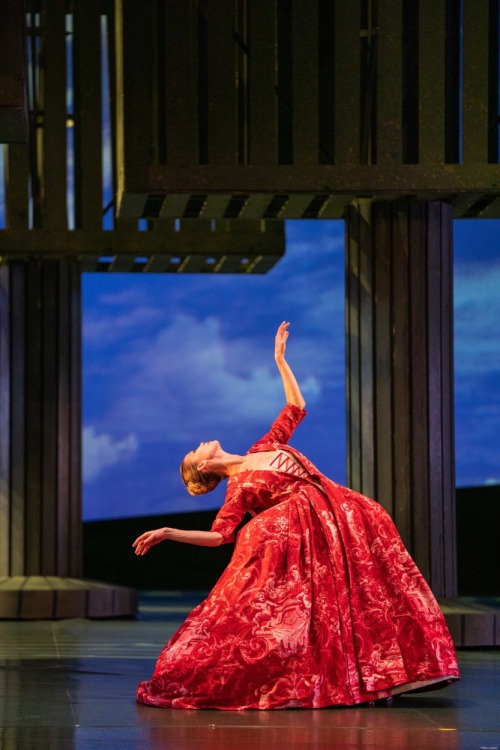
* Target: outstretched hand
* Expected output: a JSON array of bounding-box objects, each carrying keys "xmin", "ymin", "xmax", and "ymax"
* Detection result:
[
  {"xmin": 132, "ymin": 528, "xmax": 167, "ymax": 556},
  {"xmin": 275, "ymin": 321, "xmax": 290, "ymax": 363}
]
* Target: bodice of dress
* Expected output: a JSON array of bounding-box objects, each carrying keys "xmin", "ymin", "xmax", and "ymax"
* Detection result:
[
  {"xmin": 261, "ymin": 449, "xmax": 310, "ymax": 481},
  {"xmin": 212, "ymin": 460, "xmax": 315, "ymax": 543},
  {"xmin": 210, "ymin": 405, "xmax": 317, "ymax": 543}
]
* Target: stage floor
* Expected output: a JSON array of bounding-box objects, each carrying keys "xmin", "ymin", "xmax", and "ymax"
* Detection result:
[{"xmin": 0, "ymin": 591, "xmax": 498, "ymax": 750}]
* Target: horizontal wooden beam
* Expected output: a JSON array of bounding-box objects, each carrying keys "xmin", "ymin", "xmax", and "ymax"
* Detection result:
[
  {"xmin": 0, "ymin": 221, "xmax": 285, "ymax": 272},
  {"xmin": 140, "ymin": 163, "xmax": 500, "ymax": 194}
]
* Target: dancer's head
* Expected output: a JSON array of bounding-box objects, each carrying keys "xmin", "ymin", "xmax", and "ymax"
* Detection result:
[{"xmin": 180, "ymin": 441, "xmax": 224, "ymax": 495}]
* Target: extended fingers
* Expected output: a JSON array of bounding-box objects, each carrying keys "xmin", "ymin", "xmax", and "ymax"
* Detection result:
[{"xmin": 132, "ymin": 532, "xmax": 151, "ymax": 554}]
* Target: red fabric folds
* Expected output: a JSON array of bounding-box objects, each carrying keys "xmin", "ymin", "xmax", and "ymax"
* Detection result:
[{"xmin": 137, "ymin": 404, "xmax": 459, "ymax": 710}]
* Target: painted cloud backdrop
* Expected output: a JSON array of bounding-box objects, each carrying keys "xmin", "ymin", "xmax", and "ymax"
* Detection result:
[
  {"xmin": 83, "ymin": 221, "xmax": 346, "ymax": 519},
  {"xmin": 83, "ymin": 219, "xmax": 500, "ymax": 520}
]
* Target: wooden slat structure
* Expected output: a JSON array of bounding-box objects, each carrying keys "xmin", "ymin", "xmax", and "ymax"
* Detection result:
[
  {"xmin": 114, "ymin": 0, "xmax": 500, "ymax": 221},
  {"xmin": 346, "ymin": 200, "xmax": 456, "ymax": 597}
]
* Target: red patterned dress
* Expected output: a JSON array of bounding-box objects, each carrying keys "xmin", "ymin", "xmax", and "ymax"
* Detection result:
[{"xmin": 137, "ymin": 404, "xmax": 459, "ymax": 710}]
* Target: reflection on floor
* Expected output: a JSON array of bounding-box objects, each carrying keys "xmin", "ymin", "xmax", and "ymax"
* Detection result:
[{"xmin": 0, "ymin": 591, "xmax": 499, "ymax": 750}]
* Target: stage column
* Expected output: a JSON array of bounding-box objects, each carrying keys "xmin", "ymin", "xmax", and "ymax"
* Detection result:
[
  {"xmin": 0, "ymin": 258, "xmax": 136, "ymax": 618},
  {"xmin": 345, "ymin": 199, "xmax": 456, "ymax": 598}
]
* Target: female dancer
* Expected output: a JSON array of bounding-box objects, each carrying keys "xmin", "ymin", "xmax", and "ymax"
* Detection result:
[{"xmin": 133, "ymin": 322, "xmax": 459, "ymax": 710}]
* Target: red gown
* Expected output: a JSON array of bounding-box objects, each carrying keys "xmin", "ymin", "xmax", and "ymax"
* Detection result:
[{"xmin": 137, "ymin": 404, "xmax": 459, "ymax": 710}]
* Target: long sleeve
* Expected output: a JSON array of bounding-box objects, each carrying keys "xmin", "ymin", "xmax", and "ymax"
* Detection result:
[
  {"xmin": 210, "ymin": 483, "xmax": 250, "ymax": 544},
  {"xmin": 248, "ymin": 403, "xmax": 306, "ymax": 452}
]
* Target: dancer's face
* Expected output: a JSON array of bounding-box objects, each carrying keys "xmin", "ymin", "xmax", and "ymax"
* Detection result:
[{"xmin": 186, "ymin": 440, "xmax": 222, "ymax": 468}]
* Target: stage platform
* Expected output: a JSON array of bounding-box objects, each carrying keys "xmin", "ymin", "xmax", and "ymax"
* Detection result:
[{"xmin": 0, "ymin": 591, "xmax": 499, "ymax": 750}]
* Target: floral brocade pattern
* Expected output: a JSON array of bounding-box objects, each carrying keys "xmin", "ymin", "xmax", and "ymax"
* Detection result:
[{"xmin": 137, "ymin": 404, "xmax": 459, "ymax": 710}]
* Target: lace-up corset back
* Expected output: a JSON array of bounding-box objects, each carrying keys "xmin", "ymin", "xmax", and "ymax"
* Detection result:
[{"xmin": 266, "ymin": 450, "xmax": 309, "ymax": 480}]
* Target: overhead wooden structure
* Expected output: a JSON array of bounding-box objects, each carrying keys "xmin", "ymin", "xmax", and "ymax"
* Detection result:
[
  {"xmin": 117, "ymin": 0, "xmax": 500, "ymax": 220},
  {"xmin": 0, "ymin": 1, "xmax": 499, "ymax": 636}
]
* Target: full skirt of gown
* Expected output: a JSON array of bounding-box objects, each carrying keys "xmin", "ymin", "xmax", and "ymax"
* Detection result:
[{"xmin": 136, "ymin": 467, "xmax": 459, "ymax": 710}]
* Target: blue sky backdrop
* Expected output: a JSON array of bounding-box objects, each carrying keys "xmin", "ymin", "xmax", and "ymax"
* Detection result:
[{"xmin": 83, "ymin": 218, "xmax": 500, "ymax": 521}]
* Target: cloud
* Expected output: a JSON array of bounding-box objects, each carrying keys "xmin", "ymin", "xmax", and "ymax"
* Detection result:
[
  {"xmin": 82, "ymin": 220, "xmax": 346, "ymax": 451},
  {"xmin": 83, "ymin": 426, "xmax": 139, "ymax": 482},
  {"xmin": 91, "ymin": 313, "xmax": 325, "ymax": 445},
  {"xmin": 454, "ymin": 261, "xmax": 500, "ymax": 375},
  {"xmin": 83, "ymin": 303, "xmax": 163, "ymax": 349},
  {"xmin": 81, "ymin": 221, "xmax": 346, "ymax": 518}
]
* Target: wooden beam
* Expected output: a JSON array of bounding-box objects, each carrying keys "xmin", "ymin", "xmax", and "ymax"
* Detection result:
[
  {"xmin": 292, "ymin": 0, "xmax": 318, "ymax": 165},
  {"xmin": 73, "ymin": 0, "xmax": 103, "ymax": 229},
  {"xmin": 162, "ymin": 0, "xmax": 198, "ymax": 165},
  {"xmin": 41, "ymin": 0, "xmax": 67, "ymax": 229},
  {"xmin": 248, "ymin": 2, "xmax": 278, "ymax": 164},
  {"xmin": 0, "ymin": 220, "xmax": 284, "ymax": 265},
  {"xmin": 462, "ymin": 0, "xmax": 490, "ymax": 163},
  {"xmin": 377, "ymin": 0, "xmax": 403, "ymax": 164},
  {"xmin": 0, "ymin": 0, "xmax": 28, "ymax": 143},
  {"xmin": 205, "ymin": 0, "xmax": 237, "ymax": 165},
  {"xmin": 419, "ymin": 0, "xmax": 446, "ymax": 164},
  {"xmin": 334, "ymin": 0, "xmax": 361, "ymax": 165}
]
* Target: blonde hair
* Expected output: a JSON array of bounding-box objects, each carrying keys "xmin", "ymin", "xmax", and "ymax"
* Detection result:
[{"xmin": 180, "ymin": 459, "xmax": 222, "ymax": 496}]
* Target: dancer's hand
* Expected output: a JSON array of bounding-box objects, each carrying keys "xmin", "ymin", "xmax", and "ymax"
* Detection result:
[
  {"xmin": 274, "ymin": 321, "xmax": 305, "ymax": 409},
  {"xmin": 275, "ymin": 321, "xmax": 290, "ymax": 364},
  {"xmin": 132, "ymin": 528, "xmax": 168, "ymax": 556}
]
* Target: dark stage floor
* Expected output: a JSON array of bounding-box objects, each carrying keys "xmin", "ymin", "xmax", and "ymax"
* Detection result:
[{"xmin": 0, "ymin": 592, "xmax": 498, "ymax": 750}]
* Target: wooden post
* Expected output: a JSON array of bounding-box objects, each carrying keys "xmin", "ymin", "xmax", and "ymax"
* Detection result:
[
  {"xmin": 0, "ymin": 259, "xmax": 81, "ymax": 578},
  {"xmin": 345, "ymin": 199, "xmax": 457, "ymax": 598},
  {"xmin": 0, "ymin": 259, "xmax": 136, "ymax": 618}
]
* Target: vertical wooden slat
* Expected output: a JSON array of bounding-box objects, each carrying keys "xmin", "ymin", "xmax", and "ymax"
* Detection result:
[
  {"xmin": 41, "ymin": 263, "xmax": 58, "ymax": 573},
  {"xmin": 5, "ymin": 144, "xmax": 30, "ymax": 229},
  {"xmin": 69, "ymin": 262, "xmax": 82, "ymax": 577},
  {"xmin": 391, "ymin": 204, "xmax": 411, "ymax": 544},
  {"xmin": 292, "ymin": 1, "xmax": 318, "ymax": 164},
  {"xmin": 487, "ymin": 0, "xmax": 499, "ymax": 163},
  {"xmin": 205, "ymin": 0, "xmax": 237, "ymax": 165},
  {"xmin": 10, "ymin": 263, "xmax": 26, "ymax": 576},
  {"xmin": 444, "ymin": 0, "xmax": 461, "ymax": 164},
  {"xmin": 248, "ymin": 1, "xmax": 278, "ymax": 164},
  {"xmin": 318, "ymin": 0, "xmax": 335, "ymax": 163},
  {"xmin": 41, "ymin": 0, "xmax": 67, "ymax": 229},
  {"xmin": 419, "ymin": 0, "xmax": 446, "ymax": 164},
  {"xmin": 462, "ymin": 0, "xmax": 490, "ymax": 163},
  {"xmin": 401, "ymin": 0, "xmax": 418, "ymax": 163},
  {"xmin": 345, "ymin": 204, "xmax": 361, "ymax": 489},
  {"xmin": 0, "ymin": 267, "xmax": 11, "ymax": 576},
  {"xmin": 373, "ymin": 204, "xmax": 393, "ymax": 516},
  {"xmin": 25, "ymin": 261, "xmax": 42, "ymax": 574},
  {"xmin": 0, "ymin": 0, "xmax": 28, "ymax": 143},
  {"xmin": 73, "ymin": 0, "xmax": 102, "ymax": 229},
  {"xmin": 334, "ymin": 0, "xmax": 361, "ymax": 165},
  {"xmin": 57, "ymin": 263, "xmax": 70, "ymax": 575},
  {"xmin": 409, "ymin": 203, "xmax": 431, "ymax": 579},
  {"xmin": 116, "ymin": 0, "xmax": 154, "ymax": 202},
  {"xmin": 163, "ymin": 0, "xmax": 197, "ymax": 165},
  {"xmin": 376, "ymin": 0, "xmax": 403, "ymax": 164},
  {"xmin": 439, "ymin": 207, "xmax": 456, "ymax": 596},
  {"xmin": 358, "ymin": 200, "xmax": 375, "ymax": 498},
  {"xmin": 427, "ymin": 203, "xmax": 445, "ymax": 593}
]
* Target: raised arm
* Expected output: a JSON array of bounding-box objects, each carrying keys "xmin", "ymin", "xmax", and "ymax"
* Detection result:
[{"xmin": 274, "ymin": 321, "xmax": 306, "ymax": 409}]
